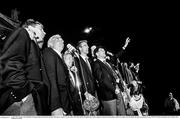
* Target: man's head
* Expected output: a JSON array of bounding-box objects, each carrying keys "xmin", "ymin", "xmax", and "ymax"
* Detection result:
[
  {"xmin": 94, "ymin": 46, "xmax": 106, "ymax": 60},
  {"xmin": 23, "ymin": 19, "xmax": 46, "ymax": 48},
  {"xmin": 77, "ymin": 40, "xmax": 89, "ymax": 55},
  {"xmin": 33, "ymin": 24, "xmax": 46, "ymax": 48},
  {"xmin": 47, "ymin": 34, "xmax": 64, "ymax": 53}
]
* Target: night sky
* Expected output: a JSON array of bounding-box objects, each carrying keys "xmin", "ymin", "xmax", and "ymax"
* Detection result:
[{"xmin": 1, "ymin": 1, "xmax": 179, "ymax": 115}]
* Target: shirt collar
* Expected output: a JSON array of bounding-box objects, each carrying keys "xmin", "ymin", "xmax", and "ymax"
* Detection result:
[
  {"xmin": 53, "ymin": 48, "xmax": 62, "ymax": 58},
  {"xmin": 98, "ymin": 58, "xmax": 106, "ymax": 63},
  {"xmin": 80, "ymin": 55, "xmax": 88, "ymax": 62}
]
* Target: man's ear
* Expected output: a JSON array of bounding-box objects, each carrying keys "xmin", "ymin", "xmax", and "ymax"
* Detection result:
[
  {"xmin": 79, "ymin": 47, "xmax": 82, "ymax": 51},
  {"xmin": 95, "ymin": 52, "xmax": 98, "ymax": 57}
]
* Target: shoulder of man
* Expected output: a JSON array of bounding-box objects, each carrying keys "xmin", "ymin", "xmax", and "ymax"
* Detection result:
[{"xmin": 1, "ymin": 27, "xmax": 28, "ymax": 53}]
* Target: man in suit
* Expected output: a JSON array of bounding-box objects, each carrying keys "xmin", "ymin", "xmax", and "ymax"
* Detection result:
[
  {"xmin": 0, "ymin": 19, "xmax": 49, "ymax": 115},
  {"xmin": 92, "ymin": 46, "xmax": 126, "ymax": 115},
  {"xmin": 42, "ymin": 34, "xmax": 71, "ymax": 115},
  {"xmin": 75, "ymin": 40, "xmax": 99, "ymax": 115},
  {"xmin": 164, "ymin": 92, "xmax": 180, "ymax": 115}
]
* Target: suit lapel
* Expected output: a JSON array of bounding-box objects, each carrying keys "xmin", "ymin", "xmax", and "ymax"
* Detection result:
[
  {"xmin": 2, "ymin": 28, "xmax": 29, "ymax": 53},
  {"xmin": 49, "ymin": 48, "xmax": 68, "ymax": 78},
  {"xmin": 79, "ymin": 56, "xmax": 92, "ymax": 75},
  {"xmin": 49, "ymin": 48, "xmax": 61, "ymax": 60},
  {"xmin": 97, "ymin": 59, "xmax": 115, "ymax": 79}
]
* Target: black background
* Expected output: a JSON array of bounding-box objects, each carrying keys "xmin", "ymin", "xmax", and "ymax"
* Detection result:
[{"xmin": 1, "ymin": 1, "xmax": 179, "ymax": 115}]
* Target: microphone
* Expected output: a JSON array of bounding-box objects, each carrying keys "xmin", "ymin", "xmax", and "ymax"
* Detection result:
[
  {"xmin": 91, "ymin": 45, "xmax": 96, "ymax": 51},
  {"xmin": 67, "ymin": 44, "xmax": 78, "ymax": 53},
  {"xmin": 106, "ymin": 56, "xmax": 110, "ymax": 60},
  {"xmin": 106, "ymin": 51, "xmax": 114, "ymax": 56},
  {"xmin": 67, "ymin": 44, "xmax": 79, "ymax": 57}
]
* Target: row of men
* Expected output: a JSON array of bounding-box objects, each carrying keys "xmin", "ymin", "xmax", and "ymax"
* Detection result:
[{"xmin": 0, "ymin": 19, "xmax": 148, "ymax": 116}]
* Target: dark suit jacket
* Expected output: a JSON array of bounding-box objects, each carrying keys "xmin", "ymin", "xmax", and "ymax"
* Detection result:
[
  {"xmin": 0, "ymin": 28, "xmax": 34, "ymax": 114},
  {"xmin": 92, "ymin": 59, "xmax": 117, "ymax": 101},
  {"xmin": 75, "ymin": 56, "xmax": 96, "ymax": 98},
  {"xmin": 42, "ymin": 48, "xmax": 71, "ymax": 114},
  {"xmin": 0, "ymin": 27, "xmax": 50, "ymax": 115},
  {"xmin": 26, "ymin": 41, "xmax": 50, "ymax": 115}
]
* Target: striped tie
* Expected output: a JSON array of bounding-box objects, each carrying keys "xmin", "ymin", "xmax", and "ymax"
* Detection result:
[{"xmin": 85, "ymin": 57, "xmax": 92, "ymax": 72}]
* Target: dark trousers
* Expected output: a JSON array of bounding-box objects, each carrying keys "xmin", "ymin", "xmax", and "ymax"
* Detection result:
[
  {"xmin": 101, "ymin": 99, "xmax": 117, "ymax": 115},
  {"xmin": 101, "ymin": 98, "xmax": 127, "ymax": 115}
]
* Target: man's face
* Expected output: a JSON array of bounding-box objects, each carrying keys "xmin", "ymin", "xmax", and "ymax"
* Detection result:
[
  {"xmin": 34, "ymin": 24, "xmax": 46, "ymax": 40},
  {"xmin": 79, "ymin": 42, "xmax": 89, "ymax": 54},
  {"xmin": 96, "ymin": 48, "xmax": 106, "ymax": 59},
  {"xmin": 55, "ymin": 38, "xmax": 64, "ymax": 52},
  {"xmin": 34, "ymin": 24, "xmax": 46, "ymax": 48}
]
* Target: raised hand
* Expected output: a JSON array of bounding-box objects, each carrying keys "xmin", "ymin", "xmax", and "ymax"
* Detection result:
[
  {"xmin": 123, "ymin": 37, "xmax": 131, "ymax": 50},
  {"xmin": 91, "ymin": 45, "xmax": 96, "ymax": 57}
]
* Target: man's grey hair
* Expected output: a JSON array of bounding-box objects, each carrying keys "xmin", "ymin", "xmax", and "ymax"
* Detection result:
[{"xmin": 47, "ymin": 34, "xmax": 61, "ymax": 48}]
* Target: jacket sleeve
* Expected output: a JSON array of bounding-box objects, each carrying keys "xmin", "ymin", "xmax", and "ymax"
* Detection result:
[
  {"xmin": 0, "ymin": 29, "xmax": 33, "ymax": 114},
  {"xmin": 115, "ymin": 49, "xmax": 124, "ymax": 58},
  {"xmin": 1, "ymin": 28, "xmax": 30, "ymax": 88}
]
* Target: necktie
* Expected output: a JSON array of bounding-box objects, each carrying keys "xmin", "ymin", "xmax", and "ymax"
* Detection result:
[{"xmin": 85, "ymin": 57, "xmax": 92, "ymax": 72}]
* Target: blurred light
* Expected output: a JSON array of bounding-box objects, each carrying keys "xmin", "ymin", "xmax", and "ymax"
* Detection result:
[
  {"xmin": 84, "ymin": 27, "xmax": 92, "ymax": 34},
  {"xmin": 76, "ymin": 77, "xmax": 81, "ymax": 89}
]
